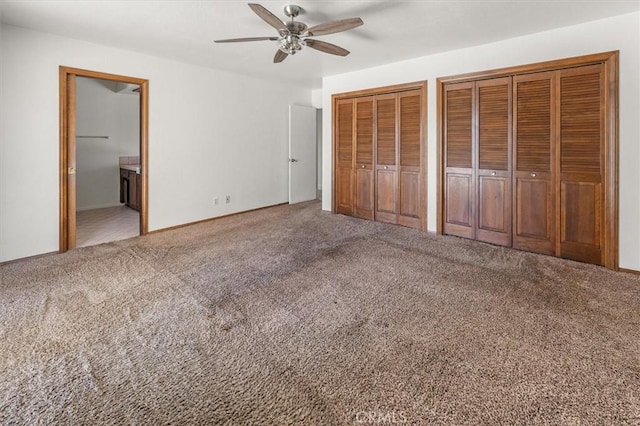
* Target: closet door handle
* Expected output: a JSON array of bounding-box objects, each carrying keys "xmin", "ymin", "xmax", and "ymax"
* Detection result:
[
  {"xmin": 531, "ymin": 172, "xmax": 536, "ymax": 177},
  {"xmin": 491, "ymin": 171, "xmax": 496, "ymax": 176}
]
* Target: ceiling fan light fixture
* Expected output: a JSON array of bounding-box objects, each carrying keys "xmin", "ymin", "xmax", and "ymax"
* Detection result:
[{"xmin": 279, "ymin": 34, "xmax": 304, "ymax": 55}]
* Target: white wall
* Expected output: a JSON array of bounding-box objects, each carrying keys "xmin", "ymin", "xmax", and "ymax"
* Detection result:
[
  {"xmin": 322, "ymin": 11, "xmax": 640, "ymax": 271},
  {"xmin": 316, "ymin": 109, "xmax": 322, "ymax": 194},
  {"xmin": 0, "ymin": 25, "xmax": 311, "ymax": 262},
  {"xmin": 0, "ymin": 22, "xmax": 3, "ymax": 217},
  {"xmin": 312, "ymin": 89, "xmax": 323, "ymax": 193},
  {"xmin": 76, "ymin": 77, "xmax": 139, "ymax": 210}
]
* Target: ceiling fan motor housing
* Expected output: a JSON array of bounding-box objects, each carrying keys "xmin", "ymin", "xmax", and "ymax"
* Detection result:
[{"xmin": 283, "ymin": 5, "xmax": 302, "ymax": 18}]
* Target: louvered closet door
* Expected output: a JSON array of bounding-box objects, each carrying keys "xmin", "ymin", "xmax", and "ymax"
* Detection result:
[
  {"xmin": 512, "ymin": 71, "xmax": 556, "ymax": 255},
  {"xmin": 558, "ymin": 64, "xmax": 604, "ymax": 265},
  {"xmin": 336, "ymin": 99, "xmax": 354, "ymax": 215},
  {"xmin": 398, "ymin": 89, "xmax": 423, "ymax": 229},
  {"xmin": 476, "ymin": 77, "xmax": 512, "ymax": 246},
  {"xmin": 375, "ymin": 93, "xmax": 398, "ymax": 224},
  {"xmin": 444, "ymin": 82, "xmax": 474, "ymax": 238},
  {"xmin": 355, "ymin": 97, "xmax": 375, "ymax": 220}
]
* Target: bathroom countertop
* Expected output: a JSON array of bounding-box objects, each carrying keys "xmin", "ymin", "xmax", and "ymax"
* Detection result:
[{"xmin": 120, "ymin": 164, "xmax": 141, "ymax": 174}]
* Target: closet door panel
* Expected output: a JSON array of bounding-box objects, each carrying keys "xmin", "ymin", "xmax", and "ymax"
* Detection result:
[
  {"xmin": 398, "ymin": 171, "xmax": 420, "ymax": 228},
  {"xmin": 513, "ymin": 72, "xmax": 555, "ymax": 255},
  {"xmin": 376, "ymin": 170, "xmax": 397, "ymax": 222},
  {"xmin": 398, "ymin": 90, "xmax": 423, "ymax": 229},
  {"xmin": 355, "ymin": 97, "xmax": 375, "ymax": 219},
  {"xmin": 399, "ymin": 91, "xmax": 421, "ymax": 168},
  {"xmin": 375, "ymin": 94, "xmax": 398, "ymax": 223},
  {"xmin": 336, "ymin": 166, "xmax": 354, "ymax": 214},
  {"xmin": 476, "ymin": 77, "xmax": 511, "ymax": 246},
  {"xmin": 562, "ymin": 180, "xmax": 600, "ymax": 238},
  {"xmin": 558, "ymin": 65, "xmax": 604, "ymax": 264},
  {"xmin": 515, "ymin": 174, "xmax": 554, "ymax": 254},
  {"xmin": 444, "ymin": 82, "xmax": 474, "ymax": 238},
  {"xmin": 335, "ymin": 99, "xmax": 354, "ymax": 215},
  {"xmin": 355, "ymin": 168, "xmax": 374, "ymax": 214},
  {"xmin": 477, "ymin": 176, "xmax": 510, "ymax": 245},
  {"xmin": 445, "ymin": 172, "xmax": 474, "ymax": 238}
]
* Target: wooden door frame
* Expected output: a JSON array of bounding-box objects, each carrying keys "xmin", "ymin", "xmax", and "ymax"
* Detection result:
[
  {"xmin": 331, "ymin": 80, "xmax": 428, "ymax": 231},
  {"xmin": 59, "ymin": 66, "xmax": 149, "ymax": 252},
  {"xmin": 436, "ymin": 51, "xmax": 619, "ymax": 269}
]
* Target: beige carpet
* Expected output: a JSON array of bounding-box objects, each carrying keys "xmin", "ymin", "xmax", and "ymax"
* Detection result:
[{"xmin": 1, "ymin": 201, "xmax": 639, "ymax": 425}]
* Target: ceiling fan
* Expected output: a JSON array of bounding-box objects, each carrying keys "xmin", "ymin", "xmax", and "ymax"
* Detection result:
[{"xmin": 215, "ymin": 3, "xmax": 363, "ymax": 63}]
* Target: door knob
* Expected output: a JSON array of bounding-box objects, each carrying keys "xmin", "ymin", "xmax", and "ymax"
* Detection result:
[
  {"xmin": 289, "ymin": 158, "xmax": 298, "ymax": 163},
  {"xmin": 531, "ymin": 172, "xmax": 536, "ymax": 177},
  {"xmin": 491, "ymin": 171, "xmax": 496, "ymax": 176}
]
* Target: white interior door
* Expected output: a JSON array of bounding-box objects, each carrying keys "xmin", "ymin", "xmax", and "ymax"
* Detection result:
[{"xmin": 289, "ymin": 104, "xmax": 317, "ymax": 204}]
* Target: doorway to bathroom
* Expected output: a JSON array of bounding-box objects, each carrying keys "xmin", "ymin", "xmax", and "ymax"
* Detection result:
[{"xmin": 59, "ymin": 67, "xmax": 149, "ymax": 252}]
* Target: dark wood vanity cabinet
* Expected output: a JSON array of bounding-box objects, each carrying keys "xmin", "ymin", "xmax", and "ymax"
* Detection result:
[{"xmin": 120, "ymin": 168, "xmax": 140, "ymax": 211}]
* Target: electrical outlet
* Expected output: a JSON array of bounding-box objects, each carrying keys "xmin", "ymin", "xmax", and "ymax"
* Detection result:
[
  {"xmin": 225, "ymin": 195, "xmax": 231, "ymax": 204},
  {"xmin": 213, "ymin": 197, "xmax": 219, "ymax": 205}
]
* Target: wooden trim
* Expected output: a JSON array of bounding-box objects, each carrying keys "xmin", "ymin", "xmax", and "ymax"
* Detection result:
[
  {"xmin": 148, "ymin": 202, "xmax": 289, "ymax": 234},
  {"xmin": 436, "ymin": 80, "xmax": 443, "ymax": 234},
  {"xmin": 59, "ymin": 66, "xmax": 149, "ymax": 253},
  {"xmin": 59, "ymin": 68, "xmax": 69, "ymax": 251},
  {"xmin": 331, "ymin": 95, "xmax": 338, "ymax": 214},
  {"xmin": 332, "ymin": 80, "xmax": 427, "ymax": 101},
  {"xmin": 59, "ymin": 67, "xmax": 148, "ymax": 85},
  {"xmin": 420, "ymin": 82, "xmax": 428, "ymax": 231},
  {"xmin": 618, "ymin": 268, "xmax": 640, "ymax": 275},
  {"xmin": 604, "ymin": 53, "xmax": 619, "ymax": 270},
  {"xmin": 437, "ymin": 51, "xmax": 619, "ymax": 84},
  {"xmin": 139, "ymin": 80, "xmax": 149, "ymax": 235},
  {"xmin": 68, "ymin": 74, "xmax": 77, "ymax": 249},
  {"xmin": 436, "ymin": 51, "xmax": 619, "ymax": 269}
]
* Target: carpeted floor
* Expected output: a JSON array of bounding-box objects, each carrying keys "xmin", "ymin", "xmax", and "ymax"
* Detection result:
[{"xmin": 1, "ymin": 201, "xmax": 639, "ymax": 425}]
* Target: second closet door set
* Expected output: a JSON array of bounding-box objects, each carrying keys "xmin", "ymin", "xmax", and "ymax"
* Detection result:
[
  {"xmin": 442, "ymin": 56, "xmax": 616, "ymax": 268},
  {"xmin": 334, "ymin": 83, "xmax": 427, "ymax": 231}
]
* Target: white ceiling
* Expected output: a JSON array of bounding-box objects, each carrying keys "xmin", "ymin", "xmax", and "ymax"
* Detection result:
[{"xmin": 1, "ymin": 1, "xmax": 638, "ymax": 89}]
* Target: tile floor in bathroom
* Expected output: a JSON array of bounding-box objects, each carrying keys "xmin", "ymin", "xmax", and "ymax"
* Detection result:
[{"xmin": 76, "ymin": 205, "xmax": 139, "ymax": 248}]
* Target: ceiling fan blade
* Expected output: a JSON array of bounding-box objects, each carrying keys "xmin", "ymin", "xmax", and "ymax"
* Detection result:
[
  {"xmin": 215, "ymin": 37, "xmax": 279, "ymax": 43},
  {"xmin": 274, "ymin": 49, "xmax": 289, "ymax": 63},
  {"xmin": 248, "ymin": 3, "xmax": 288, "ymax": 32},
  {"xmin": 305, "ymin": 17, "xmax": 363, "ymax": 36},
  {"xmin": 305, "ymin": 39, "xmax": 350, "ymax": 56}
]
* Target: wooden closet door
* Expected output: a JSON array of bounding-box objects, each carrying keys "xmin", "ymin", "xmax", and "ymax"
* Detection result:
[
  {"xmin": 375, "ymin": 93, "xmax": 398, "ymax": 224},
  {"xmin": 398, "ymin": 89, "xmax": 423, "ymax": 229},
  {"xmin": 335, "ymin": 99, "xmax": 354, "ymax": 215},
  {"xmin": 355, "ymin": 97, "xmax": 375, "ymax": 219},
  {"xmin": 512, "ymin": 71, "xmax": 556, "ymax": 255},
  {"xmin": 476, "ymin": 77, "xmax": 512, "ymax": 246},
  {"xmin": 558, "ymin": 64, "xmax": 604, "ymax": 265},
  {"xmin": 444, "ymin": 82, "xmax": 475, "ymax": 238}
]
